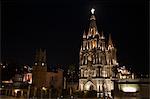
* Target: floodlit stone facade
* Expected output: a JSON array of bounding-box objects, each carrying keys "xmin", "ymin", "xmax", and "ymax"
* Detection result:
[{"xmin": 79, "ymin": 8, "xmax": 118, "ymax": 97}]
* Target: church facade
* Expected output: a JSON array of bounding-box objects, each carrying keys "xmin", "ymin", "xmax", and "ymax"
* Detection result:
[{"xmin": 79, "ymin": 8, "xmax": 119, "ymax": 97}]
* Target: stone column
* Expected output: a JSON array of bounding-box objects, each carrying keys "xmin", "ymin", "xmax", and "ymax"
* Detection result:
[
  {"xmin": 27, "ymin": 85, "xmax": 31, "ymax": 98},
  {"xmin": 49, "ymin": 88, "xmax": 51, "ymax": 99},
  {"xmin": 97, "ymin": 93, "xmax": 100, "ymax": 98},
  {"xmin": 21, "ymin": 90, "xmax": 24, "ymax": 97},
  {"xmin": 33, "ymin": 87, "xmax": 37, "ymax": 98}
]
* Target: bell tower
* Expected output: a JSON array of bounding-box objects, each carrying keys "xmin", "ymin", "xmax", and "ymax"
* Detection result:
[
  {"xmin": 32, "ymin": 48, "xmax": 47, "ymax": 89},
  {"xmin": 34, "ymin": 48, "xmax": 47, "ymax": 70}
]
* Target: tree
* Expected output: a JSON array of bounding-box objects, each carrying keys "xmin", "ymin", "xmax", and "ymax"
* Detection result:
[{"xmin": 67, "ymin": 64, "xmax": 76, "ymax": 82}]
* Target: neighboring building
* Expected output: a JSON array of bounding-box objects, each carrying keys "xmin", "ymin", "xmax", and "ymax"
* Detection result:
[
  {"xmin": 0, "ymin": 63, "xmax": 30, "ymax": 97},
  {"xmin": 11, "ymin": 73, "xmax": 29, "ymax": 97},
  {"xmin": 114, "ymin": 78, "xmax": 150, "ymax": 99},
  {"xmin": 0, "ymin": 73, "xmax": 29, "ymax": 97},
  {"xmin": 31, "ymin": 49, "xmax": 63, "ymax": 98},
  {"xmin": 0, "ymin": 49, "xmax": 63, "ymax": 98},
  {"xmin": 0, "ymin": 80, "xmax": 13, "ymax": 96},
  {"xmin": 117, "ymin": 66, "xmax": 135, "ymax": 79}
]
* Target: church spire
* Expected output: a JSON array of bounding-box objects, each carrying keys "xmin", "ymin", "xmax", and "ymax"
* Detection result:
[
  {"xmin": 108, "ymin": 33, "xmax": 114, "ymax": 48},
  {"xmin": 83, "ymin": 30, "xmax": 87, "ymax": 39},
  {"xmin": 101, "ymin": 30, "xmax": 105, "ymax": 39},
  {"xmin": 34, "ymin": 48, "xmax": 47, "ymax": 66},
  {"xmin": 87, "ymin": 8, "xmax": 98, "ymax": 38},
  {"xmin": 90, "ymin": 8, "xmax": 96, "ymax": 20}
]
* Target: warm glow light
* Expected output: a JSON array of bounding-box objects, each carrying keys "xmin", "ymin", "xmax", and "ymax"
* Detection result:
[
  {"xmin": 85, "ymin": 84, "xmax": 90, "ymax": 90},
  {"xmin": 2, "ymin": 80, "xmax": 13, "ymax": 83},
  {"xmin": 2, "ymin": 65, "xmax": 6, "ymax": 68},
  {"xmin": 84, "ymin": 81, "xmax": 95, "ymax": 90},
  {"xmin": 120, "ymin": 84, "xmax": 139, "ymax": 93},
  {"xmin": 42, "ymin": 63, "xmax": 45, "ymax": 66},
  {"xmin": 23, "ymin": 73, "xmax": 32, "ymax": 84},
  {"xmin": 24, "ymin": 66, "xmax": 27, "ymax": 68},
  {"xmin": 80, "ymin": 84, "xmax": 83, "ymax": 91},
  {"xmin": 93, "ymin": 41, "xmax": 96, "ymax": 48},
  {"xmin": 14, "ymin": 89, "xmax": 20, "ymax": 93},
  {"xmin": 91, "ymin": 8, "xmax": 95, "ymax": 14},
  {"xmin": 35, "ymin": 63, "xmax": 37, "ymax": 65},
  {"xmin": 42, "ymin": 87, "xmax": 46, "ymax": 91},
  {"xmin": 122, "ymin": 86, "xmax": 137, "ymax": 92}
]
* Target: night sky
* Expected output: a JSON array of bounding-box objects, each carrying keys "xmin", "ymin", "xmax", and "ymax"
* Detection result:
[{"xmin": 2, "ymin": 0, "xmax": 149, "ymax": 74}]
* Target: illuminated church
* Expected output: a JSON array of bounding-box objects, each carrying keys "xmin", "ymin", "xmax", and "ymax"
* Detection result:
[{"xmin": 79, "ymin": 8, "xmax": 119, "ymax": 98}]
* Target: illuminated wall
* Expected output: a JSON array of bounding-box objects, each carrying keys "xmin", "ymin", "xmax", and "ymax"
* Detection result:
[
  {"xmin": 118, "ymin": 84, "xmax": 139, "ymax": 92},
  {"xmin": 23, "ymin": 73, "xmax": 32, "ymax": 84}
]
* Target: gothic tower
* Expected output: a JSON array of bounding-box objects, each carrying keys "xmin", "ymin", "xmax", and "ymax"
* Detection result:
[
  {"xmin": 79, "ymin": 8, "xmax": 118, "ymax": 98},
  {"xmin": 32, "ymin": 48, "xmax": 47, "ymax": 90}
]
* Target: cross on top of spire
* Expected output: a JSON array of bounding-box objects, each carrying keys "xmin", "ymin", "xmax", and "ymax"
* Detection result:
[{"xmin": 91, "ymin": 8, "xmax": 95, "ymax": 14}]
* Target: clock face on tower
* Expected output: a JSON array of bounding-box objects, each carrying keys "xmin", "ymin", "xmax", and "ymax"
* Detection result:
[
  {"xmin": 35, "ymin": 62, "xmax": 37, "ymax": 66},
  {"xmin": 42, "ymin": 63, "xmax": 45, "ymax": 66}
]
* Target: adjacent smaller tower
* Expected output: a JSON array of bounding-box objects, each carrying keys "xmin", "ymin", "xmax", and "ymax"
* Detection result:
[{"xmin": 32, "ymin": 48, "xmax": 47, "ymax": 93}]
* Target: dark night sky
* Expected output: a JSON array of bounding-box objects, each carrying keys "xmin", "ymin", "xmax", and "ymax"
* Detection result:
[{"xmin": 2, "ymin": 0, "xmax": 149, "ymax": 74}]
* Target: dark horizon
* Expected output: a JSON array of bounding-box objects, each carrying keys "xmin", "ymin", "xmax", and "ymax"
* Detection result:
[{"xmin": 2, "ymin": 0, "xmax": 149, "ymax": 74}]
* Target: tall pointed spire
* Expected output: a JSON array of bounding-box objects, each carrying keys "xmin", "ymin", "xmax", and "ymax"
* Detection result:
[
  {"xmin": 89, "ymin": 8, "xmax": 96, "ymax": 25},
  {"xmin": 108, "ymin": 33, "xmax": 114, "ymax": 47},
  {"xmin": 101, "ymin": 30, "xmax": 105, "ymax": 39},
  {"xmin": 83, "ymin": 30, "xmax": 87, "ymax": 39},
  {"xmin": 87, "ymin": 8, "xmax": 98, "ymax": 38},
  {"xmin": 35, "ymin": 48, "xmax": 47, "ymax": 63},
  {"xmin": 43, "ymin": 49, "xmax": 46, "ymax": 62},
  {"xmin": 90, "ymin": 8, "xmax": 96, "ymax": 20}
]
